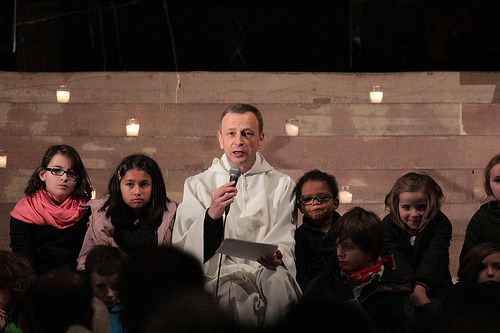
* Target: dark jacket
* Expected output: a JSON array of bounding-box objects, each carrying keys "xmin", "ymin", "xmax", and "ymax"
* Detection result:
[
  {"xmin": 294, "ymin": 211, "xmax": 341, "ymax": 291},
  {"xmin": 381, "ymin": 211, "xmax": 453, "ymax": 300},
  {"xmin": 460, "ymin": 200, "xmax": 500, "ymax": 264},
  {"xmin": 10, "ymin": 212, "xmax": 89, "ymax": 276},
  {"xmin": 304, "ymin": 257, "xmax": 415, "ymax": 333},
  {"xmin": 441, "ymin": 281, "xmax": 500, "ymax": 332}
]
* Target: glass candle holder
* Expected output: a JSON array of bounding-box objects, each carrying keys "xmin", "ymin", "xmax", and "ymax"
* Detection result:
[
  {"xmin": 339, "ymin": 185, "xmax": 353, "ymax": 203},
  {"xmin": 56, "ymin": 85, "xmax": 70, "ymax": 103},
  {"xmin": 0, "ymin": 150, "xmax": 6, "ymax": 168},
  {"xmin": 126, "ymin": 118, "xmax": 140, "ymax": 136},
  {"xmin": 285, "ymin": 119, "xmax": 299, "ymax": 136},
  {"xmin": 370, "ymin": 85, "xmax": 383, "ymax": 103}
]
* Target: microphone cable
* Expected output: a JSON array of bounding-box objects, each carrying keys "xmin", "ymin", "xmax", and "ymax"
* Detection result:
[
  {"xmin": 215, "ymin": 210, "xmax": 229, "ymax": 297},
  {"xmin": 215, "ymin": 166, "xmax": 240, "ymax": 297}
]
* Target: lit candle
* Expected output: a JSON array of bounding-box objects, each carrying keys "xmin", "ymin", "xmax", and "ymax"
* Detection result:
[
  {"xmin": 339, "ymin": 186, "xmax": 353, "ymax": 203},
  {"xmin": 370, "ymin": 86, "xmax": 383, "ymax": 103},
  {"xmin": 285, "ymin": 119, "xmax": 299, "ymax": 136},
  {"xmin": 91, "ymin": 191, "xmax": 96, "ymax": 200},
  {"xmin": 56, "ymin": 86, "xmax": 70, "ymax": 103},
  {"xmin": 0, "ymin": 155, "xmax": 6, "ymax": 168},
  {"xmin": 126, "ymin": 119, "xmax": 140, "ymax": 136}
]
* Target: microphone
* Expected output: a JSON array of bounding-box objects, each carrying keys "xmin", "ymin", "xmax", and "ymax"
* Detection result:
[{"xmin": 225, "ymin": 166, "xmax": 241, "ymax": 215}]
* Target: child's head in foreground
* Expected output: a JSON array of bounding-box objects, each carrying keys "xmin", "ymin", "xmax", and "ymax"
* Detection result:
[{"xmin": 85, "ymin": 245, "xmax": 128, "ymax": 309}]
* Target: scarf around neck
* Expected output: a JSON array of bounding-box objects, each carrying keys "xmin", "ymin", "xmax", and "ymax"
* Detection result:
[
  {"xmin": 340, "ymin": 255, "xmax": 396, "ymax": 284},
  {"xmin": 10, "ymin": 189, "xmax": 88, "ymax": 229}
]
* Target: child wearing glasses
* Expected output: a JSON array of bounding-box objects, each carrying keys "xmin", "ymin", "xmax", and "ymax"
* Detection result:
[
  {"xmin": 294, "ymin": 169, "xmax": 341, "ymax": 291},
  {"xmin": 77, "ymin": 154, "xmax": 177, "ymax": 270},
  {"xmin": 381, "ymin": 172, "xmax": 453, "ymax": 327},
  {"xmin": 10, "ymin": 145, "xmax": 93, "ymax": 276}
]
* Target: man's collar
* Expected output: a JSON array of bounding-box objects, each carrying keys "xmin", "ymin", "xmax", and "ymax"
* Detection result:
[{"xmin": 220, "ymin": 152, "xmax": 263, "ymax": 174}]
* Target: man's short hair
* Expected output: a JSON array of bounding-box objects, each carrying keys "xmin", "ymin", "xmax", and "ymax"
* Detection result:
[
  {"xmin": 332, "ymin": 206, "xmax": 384, "ymax": 262},
  {"xmin": 85, "ymin": 245, "xmax": 128, "ymax": 276},
  {"xmin": 219, "ymin": 103, "xmax": 264, "ymax": 134}
]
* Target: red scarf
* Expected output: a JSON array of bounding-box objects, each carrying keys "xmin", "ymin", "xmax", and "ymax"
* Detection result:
[
  {"xmin": 340, "ymin": 255, "xmax": 396, "ymax": 284},
  {"xmin": 10, "ymin": 189, "xmax": 88, "ymax": 229}
]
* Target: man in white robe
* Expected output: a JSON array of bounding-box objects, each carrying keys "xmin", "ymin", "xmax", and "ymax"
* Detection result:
[{"xmin": 172, "ymin": 103, "xmax": 301, "ymax": 328}]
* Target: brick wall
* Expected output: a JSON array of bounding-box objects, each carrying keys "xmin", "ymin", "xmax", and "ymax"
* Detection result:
[{"xmin": 1, "ymin": 71, "xmax": 500, "ymax": 279}]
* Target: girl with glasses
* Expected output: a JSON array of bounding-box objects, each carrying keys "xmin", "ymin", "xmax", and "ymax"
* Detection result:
[{"xmin": 10, "ymin": 145, "xmax": 92, "ymax": 276}]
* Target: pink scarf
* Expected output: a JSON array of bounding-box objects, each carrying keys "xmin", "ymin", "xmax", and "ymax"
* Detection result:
[
  {"xmin": 10, "ymin": 190, "xmax": 88, "ymax": 229},
  {"xmin": 340, "ymin": 255, "xmax": 396, "ymax": 284}
]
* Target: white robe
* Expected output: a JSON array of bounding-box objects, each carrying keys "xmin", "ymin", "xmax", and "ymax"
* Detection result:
[{"xmin": 172, "ymin": 153, "xmax": 301, "ymax": 327}]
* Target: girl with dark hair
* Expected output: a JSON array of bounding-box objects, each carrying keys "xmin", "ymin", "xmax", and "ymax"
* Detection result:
[
  {"xmin": 441, "ymin": 243, "xmax": 500, "ymax": 332},
  {"xmin": 77, "ymin": 154, "xmax": 176, "ymax": 270},
  {"xmin": 460, "ymin": 153, "xmax": 500, "ymax": 264},
  {"xmin": 381, "ymin": 172, "xmax": 453, "ymax": 323},
  {"xmin": 10, "ymin": 145, "xmax": 92, "ymax": 276}
]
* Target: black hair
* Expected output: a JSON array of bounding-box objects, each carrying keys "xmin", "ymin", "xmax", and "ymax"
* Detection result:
[
  {"xmin": 332, "ymin": 206, "xmax": 384, "ymax": 262},
  {"xmin": 23, "ymin": 268, "xmax": 94, "ymax": 333},
  {"xmin": 101, "ymin": 154, "xmax": 170, "ymax": 224},
  {"xmin": 294, "ymin": 169, "xmax": 340, "ymax": 208},
  {"xmin": 118, "ymin": 245, "xmax": 205, "ymax": 333}
]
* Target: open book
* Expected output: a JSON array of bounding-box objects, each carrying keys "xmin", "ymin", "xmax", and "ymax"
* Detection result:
[{"xmin": 216, "ymin": 238, "xmax": 278, "ymax": 261}]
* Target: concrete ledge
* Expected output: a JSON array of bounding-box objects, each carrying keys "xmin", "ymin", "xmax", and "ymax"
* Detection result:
[{"xmin": 0, "ymin": 71, "xmax": 496, "ymax": 104}]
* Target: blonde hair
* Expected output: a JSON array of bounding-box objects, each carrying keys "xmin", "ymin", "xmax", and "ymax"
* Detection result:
[{"xmin": 384, "ymin": 172, "xmax": 444, "ymax": 233}]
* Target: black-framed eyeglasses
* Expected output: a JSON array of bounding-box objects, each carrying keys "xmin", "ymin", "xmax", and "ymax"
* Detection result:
[
  {"xmin": 299, "ymin": 194, "xmax": 334, "ymax": 206},
  {"xmin": 44, "ymin": 168, "xmax": 79, "ymax": 181}
]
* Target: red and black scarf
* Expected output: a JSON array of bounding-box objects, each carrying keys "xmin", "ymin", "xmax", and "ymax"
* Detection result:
[{"xmin": 340, "ymin": 255, "xmax": 396, "ymax": 284}]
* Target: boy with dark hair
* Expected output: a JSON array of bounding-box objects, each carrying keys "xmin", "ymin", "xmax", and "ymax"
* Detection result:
[
  {"xmin": 304, "ymin": 206, "xmax": 415, "ymax": 333},
  {"xmin": 294, "ymin": 169, "xmax": 341, "ymax": 291},
  {"xmin": 85, "ymin": 245, "xmax": 128, "ymax": 333}
]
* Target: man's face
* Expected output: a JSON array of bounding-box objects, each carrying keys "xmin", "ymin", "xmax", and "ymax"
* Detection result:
[{"xmin": 217, "ymin": 111, "xmax": 264, "ymax": 174}]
